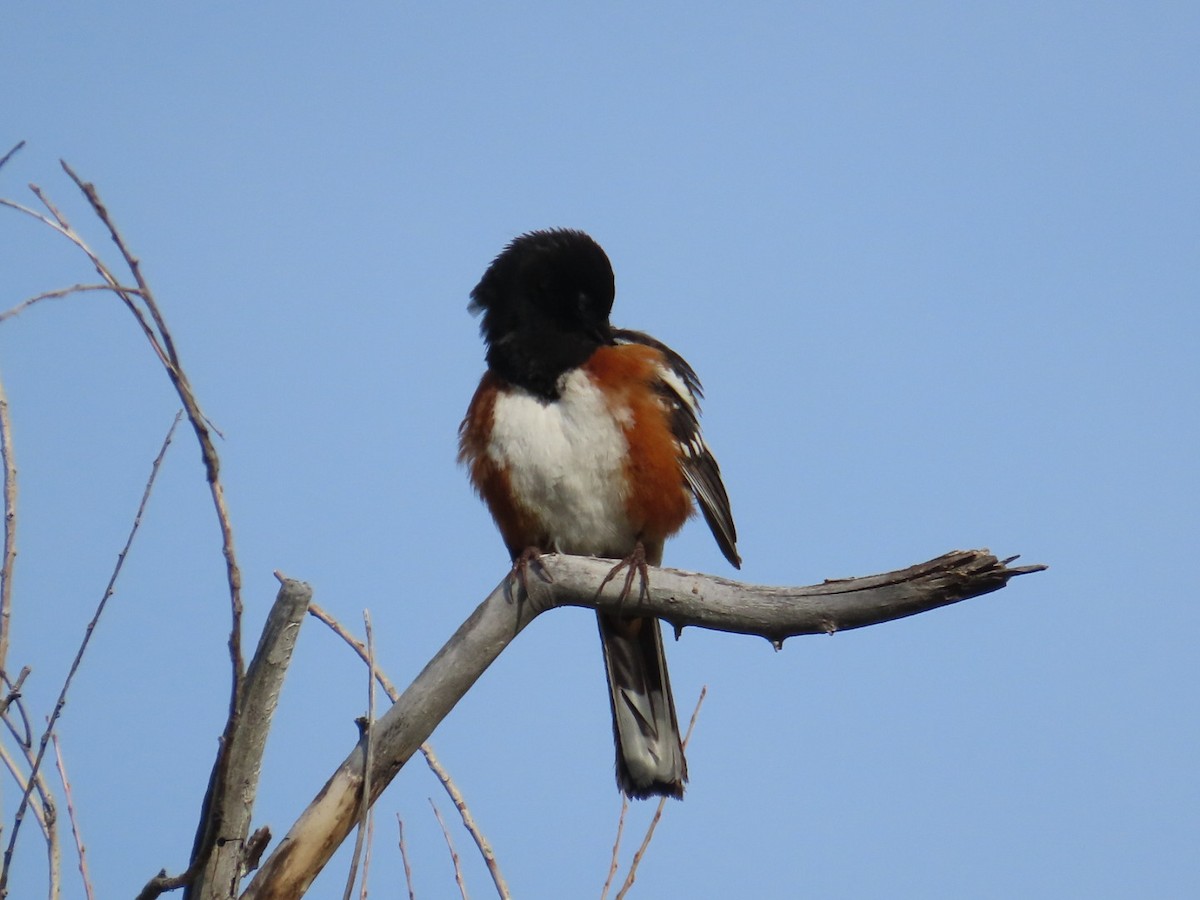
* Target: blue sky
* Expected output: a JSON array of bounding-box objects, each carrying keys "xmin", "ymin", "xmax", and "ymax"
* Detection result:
[{"xmin": 1, "ymin": 2, "xmax": 1197, "ymax": 897}]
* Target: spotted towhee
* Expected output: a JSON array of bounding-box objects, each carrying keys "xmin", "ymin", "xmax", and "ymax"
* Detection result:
[{"xmin": 459, "ymin": 229, "xmax": 740, "ymax": 799}]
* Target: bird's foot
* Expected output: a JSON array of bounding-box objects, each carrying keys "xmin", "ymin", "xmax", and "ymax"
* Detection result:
[
  {"xmin": 598, "ymin": 541, "xmax": 651, "ymax": 610},
  {"xmin": 511, "ymin": 545, "xmax": 554, "ymax": 598}
]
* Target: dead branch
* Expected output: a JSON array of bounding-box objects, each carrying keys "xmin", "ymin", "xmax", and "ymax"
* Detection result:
[
  {"xmin": 599, "ymin": 797, "xmax": 628, "ymax": 900},
  {"xmin": 0, "ymin": 283, "xmax": 143, "ymax": 324},
  {"xmin": 0, "ymin": 374, "xmax": 17, "ymax": 678},
  {"xmin": 2, "ymin": 164, "xmax": 253, "ymax": 899},
  {"xmin": 0, "ymin": 413, "xmax": 181, "ymax": 897},
  {"xmin": 183, "ymin": 576, "xmax": 313, "ymax": 900},
  {"xmin": 340, "ymin": 613, "xmax": 376, "ymax": 900},
  {"xmin": 55, "ymin": 163, "xmax": 246, "ymax": 689},
  {"xmin": 0, "ymin": 142, "xmax": 25, "ymax": 171},
  {"xmin": 309, "ymin": 602, "xmax": 511, "ymax": 900},
  {"xmin": 421, "ymin": 749, "xmax": 509, "ymax": 899},
  {"xmin": 53, "ymin": 734, "xmax": 95, "ymax": 900},
  {"xmin": 429, "ymin": 800, "xmax": 468, "ymax": 900},
  {"xmin": 395, "ymin": 817, "xmax": 415, "ymax": 900},
  {"xmin": 241, "ymin": 549, "xmax": 1043, "ymax": 899}
]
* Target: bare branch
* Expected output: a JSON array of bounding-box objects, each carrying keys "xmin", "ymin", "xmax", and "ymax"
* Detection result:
[
  {"xmin": 242, "ymin": 549, "xmax": 1043, "ymax": 898},
  {"xmin": 428, "ymin": 801, "xmax": 468, "ymax": 900},
  {"xmin": 0, "ymin": 374, "xmax": 17, "ymax": 676},
  {"xmin": 2, "ymin": 170, "xmax": 244, "ymax": 682},
  {"xmin": 341, "ymin": 613, "xmax": 376, "ymax": 900},
  {"xmin": 356, "ymin": 812, "xmax": 373, "ymax": 900},
  {"xmin": 0, "ymin": 742, "xmax": 48, "ymax": 838},
  {"xmin": 185, "ymin": 575, "xmax": 313, "ymax": 900},
  {"xmin": 0, "ymin": 413, "xmax": 181, "ymax": 895},
  {"xmin": 241, "ymin": 829, "xmax": 270, "ymax": 878},
  {"xmin": 599, "ymin": 798, "xmax": 628, "ymax": 900},
  {"xmin": 52, "ymin": 735, "xmax": 94, "ymax": 900},
  {"xmin": 3, "ymin": 167, "xmax": 253, "ymax": 897},
  {"xmin": 136, "ymin": 870, "xmax": 193, "ymax": 900},
  {"xmin": 0, "ymin": 702, "xmax": 59, "ymax": 899},
  {"xmin": 396, "ymin": 817, "xmax": 415, "ymax": 900},
  {"xmin": 421, "ymin": 752, "xmax": 510, "ymax": 900},
  {"xmin": 0, "ymin": 142, "xmax": 25, "ymax": 172},
  {"xmin": 308, "ymin": 603, "xmax": 510, "ymax": 899},
  {"xmin": 54, "ymin": 164, "xmax": 245, "ymax": 685},
  {"xmin": 0, "ymin": 284, "xmax": 142, "ymax": 324},
  {"xmin": 0, "ymin": 667, "xmax": 30, "ymax": 723},
  {"xmin": 308, "ymin": 605, "xmax": 403, "ymax": 702},
  {"xmin": 0, "ymin": 669, "xmax": 36, "ymax": 815},
  {"xmin": 58, "ymin": 163, "xmax": 177, "ymax": 370}
]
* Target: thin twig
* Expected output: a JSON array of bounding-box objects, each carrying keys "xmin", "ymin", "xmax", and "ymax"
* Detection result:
[
  {"xmin": 52, "ymin": 734, "xmax": 94, "ymax": 900},
  {"xmin": 57, "ymin": 164, "xmax": 244, "ymax": 683},
  {"xmin": 0, "ymin": 373, "xmax": 17, "ymax": 676},
  {"xmin": 396, "ymin": 816, "xmax": 416, "ymax": 900},
  {"xmin": 421, "ymin": 751, "xmax": 510, "ymax": 899},
  {"xmin": 307, "ymin": 604, "xmax": 402, "ymax": 700},
  {"xmin": 3, "ymin": 168, "xmax": 249, "ymax": 890},
  {"xmin": 342, "ymin": 612, "xmax": 377, "ymax": 900},
  {"xmin": 0, "ymin": 741, "xmax": 47, "ymax": 837},
  {"xmin": 361, "ymin": 616, "xmax": 376, "ymax": 898},
  {"xmin": 0, "ymin": 284, "xmax": 141, "ymax": 324},
  {"xmin": 614, "ymin": 687, "xmax": 707, "ymax": 900},
  {"xmin": 0, "ymin": 718, "xmax": 59, "ymax": 899},
  {"xmin": 0, "ymin": 141, "xmax": 25, "ymax": 172},
  {"xmin": 0, "ymin": 412, "xmax": 181, "ymax": 893},
  {"xmin": 0, "ymin": 196, "xmax": 175, "ymax": 386},
  {"xmin": 27, "ymin": 184, "xmax": 72, "ymax": 234},
  {"xmin": 358, "ymin": 809, "xmax": 374, "ymax": 900},
  {"xmin": 1, "ymin": 669, "xmax": 33, "ymax": 750},
  {"xmin": 429, "ymin": 800, "xmax": 468, "ymax": 900},
  {"xmin": 1, "ymin": 188, "xmax": 172, "ymax": 374},
  {"xmin": 134, "ymin": 869, "xmax": 192, "ymax": 900},
  {"xmin": 599, "ymin": 797, "xmax": 628, "ymax": 900},
  {"xmin": 59, "ymin": 164, "xmax": 177, "ymax": 369},
  {"xmin": 309, "ymin": 603, "xmax": 511, "ymax": 898},
  {"xmin": 0, "ymin": 667, "xmax": 30, "ymax": 720}
]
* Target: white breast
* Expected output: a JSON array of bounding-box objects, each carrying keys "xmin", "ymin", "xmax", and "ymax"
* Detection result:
[{"xmin": 488, "ymin": 369, "xmax": 636, "ymax": 556}]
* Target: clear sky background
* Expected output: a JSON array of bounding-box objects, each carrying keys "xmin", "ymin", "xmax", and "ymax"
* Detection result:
[{"xmin": 1, "ymin": 3, "xmax": 1197, "ymax": 898}]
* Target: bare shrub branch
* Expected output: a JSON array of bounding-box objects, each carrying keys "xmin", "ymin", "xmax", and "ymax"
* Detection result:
[
  {"xmin": 53, "ymin": 734, "xmax": 95, "ymax": 900},
  {"xmin": 341, "ymin": 613, "xmax": 377, "ymax": 900},
  {"xmin": 0, "ymin": 412, "xmax": 181, "ymax": 895},
  {"xmin": 2, "ymin": 163, "xmax": 253, "ymax": 897},
  {"xmin": 309, "ymin": 603, "xmax": 511, "ymax": 899},
  {"xmin": 0, "ymin": 142, "xmax": 25, "ymax": 171},
  {"xmin": 396, "ymin": 817, "xmax": 415, "ymax": 900},
  {"xmin": 0, "ymin": 284, "xmax": 143, "ymax": 324},
  {"xmin": 429, "ymin": 801, "xmax": 467, "ymax": 900},
  {"xmin": 0, "ymin": 375, "xmax": 17, "ymax": 676},
  {"xmin": 243, "ymin": 550, "xmax": 1044, "ymax": 898},
  {"xmin": 185, "ymin": 575, "xmax": 313, "ymax": 900},
  {"xmin": 600, "ymin": 797, "xmax": 628, "ymax": 900}
]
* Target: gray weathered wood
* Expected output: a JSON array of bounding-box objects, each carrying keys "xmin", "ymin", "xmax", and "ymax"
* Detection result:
[
  {"xmin": 185, "ymin": 576, "xmax": 311, "ymax": 900},
  {"xmin": 240, "ymin": 549, "xmax": 1043, "ymax": 899}
]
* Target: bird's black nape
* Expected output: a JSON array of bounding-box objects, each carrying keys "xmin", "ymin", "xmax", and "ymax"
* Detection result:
[{"xmin": 469, "ymin": 229, "xmax": 617, "ymax": 399}]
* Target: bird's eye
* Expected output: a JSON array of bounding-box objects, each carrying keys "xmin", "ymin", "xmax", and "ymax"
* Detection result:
[{"xmin": 577, "ymin": 291, "xmax": 592, "ymax": 313}]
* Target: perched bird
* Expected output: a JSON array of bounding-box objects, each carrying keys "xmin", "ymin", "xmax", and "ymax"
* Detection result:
[{"xmin": 459, "ymin": 229, "xmax": 740, "ymax": 799}]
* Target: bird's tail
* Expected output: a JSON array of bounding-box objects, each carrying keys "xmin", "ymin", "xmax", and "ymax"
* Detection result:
[{"xmin": 597, "ymin": 612, "xmax": 687, "ymax": 799}]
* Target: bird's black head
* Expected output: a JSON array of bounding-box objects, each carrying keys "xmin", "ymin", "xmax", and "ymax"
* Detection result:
[{"xmin": 469, "ymin": 229, "xmax": 616, "ymax": 399}]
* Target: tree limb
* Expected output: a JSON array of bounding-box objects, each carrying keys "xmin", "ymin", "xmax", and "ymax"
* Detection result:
[
  {"xmin": 241, "ymin": 548, "xmax": 1043, "ymax": 899},
  {"xmin": 184, "ymin": 575, "xmax": 312, "ymax": 900}
]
